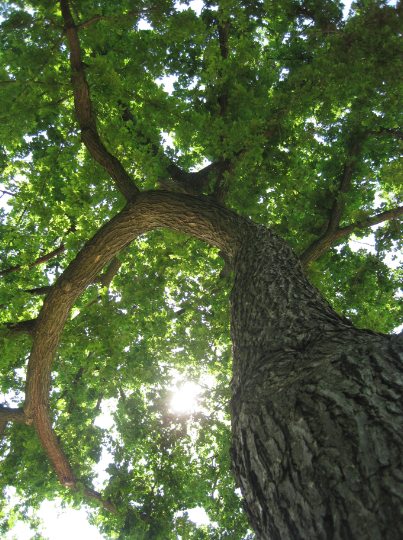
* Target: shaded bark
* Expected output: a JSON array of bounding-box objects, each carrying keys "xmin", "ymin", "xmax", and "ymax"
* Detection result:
[
  {"xmin": 4, "ymin": 319, "xmax": 37, "ymax": 335},
  {"xmin": 230, "ymin": 224, "xmax": 403, "ymax": 540},
  {"xmin": 24, "ymin": 286, "xmax": 53, "ymax": 295},
  {"xmin": 0, "ymin": 405, "xmax": 33, "ymax": 440}
]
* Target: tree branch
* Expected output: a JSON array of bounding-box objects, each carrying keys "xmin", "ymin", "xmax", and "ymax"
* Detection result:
[
  {"xmin": 218, "ymin": 250, "xmax": 232, "ymax": 279},
  {"xmin": 366, "ymin": 127, "xmax": 403, "ymax": 140},
  {"xmin": 76, "ymin": 6, "xmax": 161, "ymax": 30},
  {"xmin": 94, "ymin": 256, "xmax": 122, "ymax": 287},
  {"xmin": 121, "ymin": 103, "xmax": 220, "ymax": 195},
  {"xmin": 0, "ymin": 224, "xmax": 76, "ymax": 277},
  {"xmin": 327, "ymin": 142, "xmax": 360, "ymax": 232},
  {"xmin": 60, "ymin": 0, "xmax": 139, "ymax": 201},
  {"xmin": 20, "ymin": 189, "xmax": 246, "ymax": 500},
  {"xmin": 0, "ymin": 405, "xmax": 32, "ymax": 424},
  {"xmin": 0, "ymin": 244, "xmax": 66, "ymax": 278},
  {"xmin": 3, "ymin": 319, "xmax": 37, "ymax": 335},
  {"xmin": 24, "ymin": 286, "xmax": 53, "ymax": 296},
  {"xmin": 0, "ymin": 405, "xmax": 33, "ymax": 440},
  {"xmin": 300, "ymin": 205, "xmax": 403, "ymax": 268}
]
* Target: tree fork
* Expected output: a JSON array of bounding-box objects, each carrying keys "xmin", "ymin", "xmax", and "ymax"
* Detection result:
[{"xmin": 300, "ymin": 205, "xmax": 403, "ymax": 268}]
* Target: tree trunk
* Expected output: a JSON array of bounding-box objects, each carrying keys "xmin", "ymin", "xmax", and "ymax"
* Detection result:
[{"xmin": 229, "ymin": 224, "xmax": 403, "ymax": 540}]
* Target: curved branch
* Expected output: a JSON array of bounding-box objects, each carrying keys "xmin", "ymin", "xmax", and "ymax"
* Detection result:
[
  {"xmin": 24, "ymin": 190, "xmax": 248, "ymax": 490},
  {"xmin": 60, "ymin": 0, "xmax": 139, "ymax": 201},
  {"xmin": 300, "ymin": 205, "xmax": 403, "ymax": 268}
]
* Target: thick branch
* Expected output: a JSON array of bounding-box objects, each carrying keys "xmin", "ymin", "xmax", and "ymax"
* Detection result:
[
  {"xmin": 0, "ymin": 405, "xmax": 32, "ymax": 424},
  {"xmin": 24, "ymin": 190, "xmax": 247, "ymax": 490},
  {"xmin": 60, "ymin": 0, "xmax": 139, "ymax": 201},
  {"xmin": 300, "ymin": 205, "xmax": 403, "ymax": 268}
]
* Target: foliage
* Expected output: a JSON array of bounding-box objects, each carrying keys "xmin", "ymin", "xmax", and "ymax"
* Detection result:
[{"xmin": 0, "ymin": 0, "xmax": 402, "ymax": 538}]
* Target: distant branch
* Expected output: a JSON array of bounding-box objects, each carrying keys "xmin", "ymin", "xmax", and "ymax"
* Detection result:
[
  {"xmin": 3, "ymin": 319, "xmax": 37, "ymax": 335},
  {"xmin": 366, "ymin": 127, "xmax": 403, "ymax": 140},
  {"xmin": 300, "ymin": 205, "xmax": 403, "ymax": 268},
  {"xmin": 76, "ymin": 6, "xmax": 161, "ymax": 30},
  {"xmin": 0, "ymin": 243, "xmax": 66, "ymax": 278},
  {"xmin": 327, "ymin": 142, "xmax": 360, "ymax": 232},
  {"xmin": 94, "ymin": 256, "xmax": 122, "ymax": 288}
]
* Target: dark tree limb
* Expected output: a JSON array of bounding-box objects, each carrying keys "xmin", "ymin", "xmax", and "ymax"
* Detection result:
[
  {"xmin": 0, "ymin": 405, "xmax": 32, "ymax": 424},
  {"xmin": 300, "ymin": 205, "xmax": 403, "ymax": 268},
  {"xmin": 0, "ymin": 405, "xmax": 33, "ymax": 440},
  {"xmin": 0, "ymin": 244, "xmax": 66, "ymax": 277},
  {"xmin": 3, "ymin": 319, "xmax": 37, "ymax": 335},
  {"xmin": 121, "ymin": 102, "xmax": 220, "ymax": 195},
  {"xmin": 94, "ymin": 256, "xmax": 122, "ymax": 288},
  {"xmin": 218, "ymin": 250, "xmax": 232, "ymax": 279},
  {"xmin": 76, "ymin": 6, "xmax": 160, "ymax": 30},
  {"xmin": 60, "ymin": 0, "xmax": 139, "ymax": 201},
  {"xmin": 24, "ymin": 286, "xmax": 53, "ymax": 296},
  {"xmin": 327, "ymin": 142, "xmax": 360, "ymax": 232}
]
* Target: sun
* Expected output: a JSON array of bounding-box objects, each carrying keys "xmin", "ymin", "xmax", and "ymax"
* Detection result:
[{"xmin": 171, "ymin": 382, "xmax": 201, "ymax": 413}]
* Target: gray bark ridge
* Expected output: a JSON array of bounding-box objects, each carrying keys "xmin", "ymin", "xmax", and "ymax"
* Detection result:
[{"xmin": 229, "ymin": 224, "xmax": 403, "ymax": 540}]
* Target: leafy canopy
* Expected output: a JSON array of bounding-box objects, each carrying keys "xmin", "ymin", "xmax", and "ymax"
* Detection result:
[{"xmin": 0, "ymin": 0, "xmax": 402, "ymax": 538}]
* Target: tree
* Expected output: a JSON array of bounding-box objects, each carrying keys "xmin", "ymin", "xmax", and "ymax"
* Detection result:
[{"xmin": 0, "ymin": 0, "xmax": 403, "ymax": 538}]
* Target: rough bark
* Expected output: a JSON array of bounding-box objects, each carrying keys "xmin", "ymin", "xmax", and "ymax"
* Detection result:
[
  {"xmin": 230, "ymin": 224, "xmax": 403, "ymax": 540},
  {"xmin": 5, "ymin": 185, "xmax": 401, "ymax": 536},
  {"xmin": 4, "ymin": 319, "xmax": 37, "ymax": 335}
]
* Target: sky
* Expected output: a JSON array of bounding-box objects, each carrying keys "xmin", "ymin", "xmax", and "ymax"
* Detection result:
[{"xmin": 2, "ymin": 0, "xmax": 402, "ymax": 538}]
